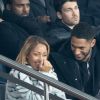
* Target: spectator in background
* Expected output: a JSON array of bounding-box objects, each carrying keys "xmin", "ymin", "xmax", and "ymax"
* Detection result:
[
  {"xmin": 0, "ymin": 0, "xmax": 28, "ymax": 60},
  {"xmin": 5, "ymin": 36, "xmax": 68, "ymax": 100},
  {"xmin": 50, "ymin": 22, "xmax": 100, "ymax": 99},
  {"xmin": 0, "ymin": 0, "xmax": 30, "ymax": 60},
  {"xmin": 44, "ymin": 0, "xmax": 80, "ymax": 52},
  {"xmin": 30, "ymin": 0, "xmax": 57, "ymax": 32},
  {"xmin": 2, "ymin": 0, "xmax": 42, "ymax": 36},
  {"xmin": 77, "ymin": 0, "xmax": 100, "ymax": 26}
]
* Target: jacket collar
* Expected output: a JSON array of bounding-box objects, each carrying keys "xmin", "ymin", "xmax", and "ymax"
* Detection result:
[
  {"xmin": 3, "ymin": 10, "xmax": 34, "ymax": 23},
  {"xmin": 51, "ymin": 19, "xmax": 72, "ymax": 31}
]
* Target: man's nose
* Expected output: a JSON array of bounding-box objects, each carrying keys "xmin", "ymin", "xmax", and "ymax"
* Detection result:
[
  {"xmin": 72, "ymin": 9, "xmax": 77, "ymax": 16},
  {"xmin": 74, "ymin": 49, "xmax": 81, "ymax": 55},
  {"xmin": 23, "ymin": 5, "xmax": 28, "ymax": 13}
]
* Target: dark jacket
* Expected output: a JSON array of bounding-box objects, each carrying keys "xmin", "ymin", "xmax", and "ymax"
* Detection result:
[
  {"xmin": 30, "ymin": 0, "xmax": 57, "ymax": 33},
  {"xmin": 30, "ymin": 0, "xmax": 57, "ymax": 22},
  {"xmin": 50, "ymin": 41, "xmax": 100, "ymax": 99},
  {"xmin": 0, "ymin": 21, "xmax": 29, "ymax": 83},
  {"xmin": 44, "ymin": 19, "xmax": 72, "ymax": 51},
  {"xmin": 2, "ymin": 10, "xmax": 42, "ymax": 36},
  {"xmin": 78, "ymin": 0, "xmax": 100, "ymax": 26},
  {"xmin": 0, "ymin": 21, "xmax": 28, "ymax": 60}
]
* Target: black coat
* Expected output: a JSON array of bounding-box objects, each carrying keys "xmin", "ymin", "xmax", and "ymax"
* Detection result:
[
  {"xmin": 44, "ymin": 19, "xmax": 72, "ymax": 51},
  {"xmin": 30, "ymin": 0, "xmax": 57, "ymax": 33},
  {"xmin": 30, "ymin": 0, "xmax": 57, "ymax": 22},
  {"xmin": 0, "ymin": 21, "xmax": 28, "ymax": 60},
  {"xmin": 0, "ymin": 21, "xmax": 29, "ymax": 83},
  {"xmin": 78, "ymin": 0, "xmax": 100, "ymax": 26},
  {"xmin": 2, "ymin": 10, "xmax": 42, "ymax": 36},
  {"xmin": 50, "ymin": 41, "xmax": 100, "ymax": 99}
]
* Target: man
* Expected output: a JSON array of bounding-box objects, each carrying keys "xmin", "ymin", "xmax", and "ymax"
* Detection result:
[
  {"xmin": 51, "ymin": 22, "xmax": 100, "ymax": 99},
  {"xmin": 77, "ymin": 0, "xmax": 100, "ymax": 26},
  {"xmin": 2, "ymin": 0, "xmax": 42, "ymax": 36},
  {"xmin": 44, "ymin": 0, "xmax": 80, "ymax": 51}
]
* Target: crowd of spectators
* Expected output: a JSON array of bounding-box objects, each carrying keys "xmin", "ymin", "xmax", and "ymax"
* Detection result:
[{"xmin": 0, "ymin": 0, "xmax": 100, "ymax": 100}]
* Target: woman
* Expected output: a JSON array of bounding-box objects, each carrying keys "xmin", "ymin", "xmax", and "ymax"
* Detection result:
[{"xmin": 5, "ymin": 36, "xmax": 68, "ymax": 100}]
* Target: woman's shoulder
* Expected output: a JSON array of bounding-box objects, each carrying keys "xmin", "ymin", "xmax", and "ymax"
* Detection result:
[{"xmin": 10, "ymin": 69, "xmax": 31, "ymax": 81}]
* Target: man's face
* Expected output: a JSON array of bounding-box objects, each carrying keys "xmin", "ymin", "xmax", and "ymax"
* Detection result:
[
  {"xmin": 9, "ymin": 0, "xmax": 30, "ymax": 16},
  {"xmin": 57, "ymin": 1, "xmax": 80, "ymax": 27},
  {"xmin": 71, "ymin": 36, "xmax": 95, "ymax": 61}
]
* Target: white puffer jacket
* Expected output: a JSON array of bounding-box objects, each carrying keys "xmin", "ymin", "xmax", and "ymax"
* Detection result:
[{"xmin": 5, "ymin": 65, "xmax": 69, "ymax": 100}]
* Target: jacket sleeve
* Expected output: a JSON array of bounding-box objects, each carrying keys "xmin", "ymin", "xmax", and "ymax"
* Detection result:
[{"xmin": 40, "ymin": 70, "xmax": 68, "ymax": 100}]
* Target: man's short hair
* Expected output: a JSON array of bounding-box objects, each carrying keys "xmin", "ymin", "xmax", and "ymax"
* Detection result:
[
  {"xmin": 71, "ymin": 22, "xmax": 96, "ymax": 40},
  {"xmin": 55, "ymin": 0, "xmax": 77, "ymax": 12}
]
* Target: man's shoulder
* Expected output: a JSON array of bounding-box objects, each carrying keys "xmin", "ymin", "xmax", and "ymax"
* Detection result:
[
  {"xmin": 50, "ymin": 52, "xmax": 75, "ymax": 65},
  {"xmin": 49, "ymin": 21, "xmax": 71, "ymax": 32},
  {"xmin": 50, "ymin": 52, "xmax": 79, "ymax": 80},
  {"xmin": 0, "ymin": 21, "xmax": 11, "ymax": 27},
  {"xmin": 46, "ymin": 27, "xmax": 71, "ymax": 41},
  {"xmin": 0, "ymin": 21, "xmax": 16, "ymax": 33},
  {"xmin": 47, "ymin": 20, "xmax": 71, "ymax": 37}
]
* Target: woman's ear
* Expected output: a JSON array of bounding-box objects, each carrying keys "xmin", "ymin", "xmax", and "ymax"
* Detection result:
[{"xmin": 57, "ymin": 11, "xmax": 62, "ymax": 19}]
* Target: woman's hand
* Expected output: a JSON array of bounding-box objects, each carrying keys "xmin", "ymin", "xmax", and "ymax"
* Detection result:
[{"xmin": 39, "ymin": 60, "xmax": 52, "ymax": 72}]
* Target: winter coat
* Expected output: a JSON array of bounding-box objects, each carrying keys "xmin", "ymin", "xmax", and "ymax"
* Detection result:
[
  {"xmin": 44, "ymin": 19, "xmax": 72, "ymax": 51},
  {"xmin": 5, "ymin": 65, "xmax": 68, "ymax": 100},
  {"xmin": 0, "ymin": 21, "xmax": 28, "ymax": 60},
  {"xmin": 30, "ymin": 0, "xmax": 57, "ymax": 22},
  {"xmin": 2, "ymin": 10, "xmax": 42, "ymax": 36},
  {"xmin": 78, "ymin": 0, "xmax": 100, "ymax": 26}
]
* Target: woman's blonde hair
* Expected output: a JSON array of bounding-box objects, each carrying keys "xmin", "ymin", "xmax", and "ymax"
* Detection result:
[{"xmin": 16, "ymin": 35, "xmax": 50, "ymax": 64}]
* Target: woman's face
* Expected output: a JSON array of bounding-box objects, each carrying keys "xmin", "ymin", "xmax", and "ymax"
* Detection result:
[{"xmin": 27, "ymin": 43, "xmax": 48, "ymax": 70}]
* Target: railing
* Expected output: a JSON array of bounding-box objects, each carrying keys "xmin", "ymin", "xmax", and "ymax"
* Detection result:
[{"xmin": 0, "ymin": 55, "xmax": 98, "ymax": 100}]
